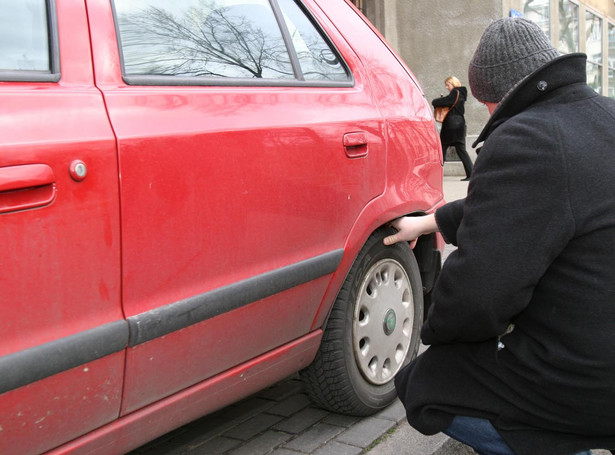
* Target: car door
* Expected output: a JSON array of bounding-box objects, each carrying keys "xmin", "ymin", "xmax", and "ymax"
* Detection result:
[
  {"xmin": 86, "ymin": 0, "xmax": 386, "ymax": 413},
  {"xmin": 0, "ymin": 1, "xmax": 124, "ymax": 454}
]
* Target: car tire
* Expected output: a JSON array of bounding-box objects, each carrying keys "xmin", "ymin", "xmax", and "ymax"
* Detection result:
[{"xmin": 300, "ymin": 227, "xmax": 424, "ymax": 416}]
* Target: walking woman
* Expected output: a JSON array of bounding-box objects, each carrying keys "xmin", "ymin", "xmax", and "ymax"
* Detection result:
[{"xmin": 432, "ymin": 76, "xmax": 473, "ymax": 180}]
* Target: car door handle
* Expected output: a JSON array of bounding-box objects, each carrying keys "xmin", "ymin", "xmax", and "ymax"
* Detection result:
[
  {"xmin": 343, "ymin": 132, "xmax": 368, "ymax": 158},
  {"xmin": 0, "ymin": 164, "xmax": 57, "ymax": 214}
]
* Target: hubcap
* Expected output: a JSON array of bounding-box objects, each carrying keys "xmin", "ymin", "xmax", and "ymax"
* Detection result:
[{"xmin": 353, "ymin": 258, "xmax": 414, "ymax": 385}]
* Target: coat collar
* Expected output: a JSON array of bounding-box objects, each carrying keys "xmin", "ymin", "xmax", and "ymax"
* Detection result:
[{"xmin": 472, "ymin": 53, "xmax": 588, "ymax": 148}]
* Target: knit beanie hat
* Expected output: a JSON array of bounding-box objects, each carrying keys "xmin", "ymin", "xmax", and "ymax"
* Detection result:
[{"xmin": 468, "ymin": 18, "xmax": 559, "ymax": 103}]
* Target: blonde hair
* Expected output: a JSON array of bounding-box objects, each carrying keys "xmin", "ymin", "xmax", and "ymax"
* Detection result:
[{"xmin": 445, "ymin": 76, "xmax": 461, "ymax": 87}]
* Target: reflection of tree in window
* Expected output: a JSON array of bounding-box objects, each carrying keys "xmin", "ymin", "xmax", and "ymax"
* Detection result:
[
  {"xmin": 118, "ymin": 1, "xmax": 294, "ymax": 79},
  {"xmin": 277, "ymin": 0, "xmax": 348, "ymax": 81}
]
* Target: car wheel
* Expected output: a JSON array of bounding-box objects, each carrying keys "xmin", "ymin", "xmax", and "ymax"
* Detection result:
[{"xmin": 300, "ymin": 227, "xmax": 423, "ymax": 416}]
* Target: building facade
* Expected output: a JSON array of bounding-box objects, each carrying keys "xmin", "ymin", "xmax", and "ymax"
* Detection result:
[{"xmin": 352, "ymin": 0, "xmax": 615, "ymax": 142}]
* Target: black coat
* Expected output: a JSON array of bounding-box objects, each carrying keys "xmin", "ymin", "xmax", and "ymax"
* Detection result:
[
  {"xmin": 432, "ymin": 86, "xmax": 467, "ymax": 145},
  {"xmin": 396, "ymin": 54, "xmax": 615, "ymax": 454}
]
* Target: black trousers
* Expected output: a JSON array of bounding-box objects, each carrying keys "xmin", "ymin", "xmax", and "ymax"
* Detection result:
[{"xmin": 443, "ymin": 140, "xmax": 473, "ymax": 179}]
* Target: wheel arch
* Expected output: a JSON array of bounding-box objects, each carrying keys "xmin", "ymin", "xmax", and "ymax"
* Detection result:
[{"xmin": 311, "ymin": 203, "xmax": 444, "ymax": 333}]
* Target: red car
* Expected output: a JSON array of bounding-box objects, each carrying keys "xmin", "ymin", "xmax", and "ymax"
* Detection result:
[{"xmin": 0, "ymin": 0, "xmax": 443, "ymax": 453}]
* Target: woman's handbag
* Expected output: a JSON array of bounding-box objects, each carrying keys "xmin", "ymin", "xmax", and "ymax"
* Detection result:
[
  {"xmin": 433, "ymin": 106, "xmax": 450, "ymax": 123},
  {"xmin": 434, "ymin": 90, "xmax": 460, "ymax": 123}
]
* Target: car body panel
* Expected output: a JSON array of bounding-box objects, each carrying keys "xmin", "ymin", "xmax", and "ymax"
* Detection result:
[
  {"xmin": 307, "ymin": 0, "xmax": 443, "ymax": 329},
  {"xmin": 0, "ymin": 1, "xmax": 124, "ymax": 453},
  {"xmin": 46, "ymin": 331, "xmax": 322, "ymax": 455},
  {"xmin": 0, "ymin": 353, "xmax": 124, "ymax": 455},
  {"xmin": 121, "ymin": 274, "xmax": 333, "ymax": 413},
  {"xmin": 0, "ymin": 0, "xmax": 443, "ymax": 453},
  {"xmin": 86, "ymin": 0, "xmax": 390, "ymax": 413}
]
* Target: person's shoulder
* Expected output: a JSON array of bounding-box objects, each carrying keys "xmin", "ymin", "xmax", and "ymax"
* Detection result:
[
  {"xmin": 481, "ymin": 111, "xmax": 558, "ymax": 161},
  {"xmin": 455, "ymin": 86, "xmax": 468, "ymax": 99},
  {"xmin": 490, "ymin": 110, "xmax": 552, "ymax": 139},
  {"xmin": 592, "ymin": 93, "xmax": 615, "ymax": 114}
]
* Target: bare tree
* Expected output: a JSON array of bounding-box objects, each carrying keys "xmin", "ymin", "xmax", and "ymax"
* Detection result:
[{"xmin": 118, "ymin": 1, "xmax": 294, "ymax": 78}]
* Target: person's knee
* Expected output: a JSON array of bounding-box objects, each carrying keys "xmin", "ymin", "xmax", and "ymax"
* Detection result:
[{"xmin": 444, "ymin": 416, "xmax": 514, "ymax": 455}]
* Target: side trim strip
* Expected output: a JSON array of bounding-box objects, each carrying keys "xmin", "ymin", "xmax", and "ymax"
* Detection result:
[
  {"xmin": 0, "ymin": 320, "xmax": 128, "ymax": 395},
  {"xmin": 127, "ymin": 249, "xmax": 344, "ymax": 347},
  {"xmin": 0, "ymin": 250, "xmax": 343, "ymax": 394}
]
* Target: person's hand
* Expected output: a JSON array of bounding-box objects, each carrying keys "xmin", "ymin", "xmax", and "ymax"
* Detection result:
[{"xmin": 383, "ymin": 214, "xmax": 438, "ymax": 248}]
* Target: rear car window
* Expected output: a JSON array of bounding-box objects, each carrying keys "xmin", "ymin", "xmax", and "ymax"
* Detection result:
[
  {"xmin": 0, "ymin": 0, "xmax": 60, "ymax": 82},
  {"xmin": 277, "ymin": 0, "xmax": 347, "ymax": 81},
  {"xmin": 113, "ymin": 0, "xmax": 350, "ymax": 85}
]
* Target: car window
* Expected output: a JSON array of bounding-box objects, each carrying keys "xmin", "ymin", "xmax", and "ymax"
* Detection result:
[
  {"xmin": 115, "ymin": 0, "xmax": 294, "ymax": 80},
  {"xmin": 276, "ymin": 0, "xmax": 347, "ymax": 81},
  {"xmin": 113, "ymin": 0, "xmax": 349, "ymax": 85},
  {"xmin": 0, "ymin": 0, "xmax": 59, "ymax": 81}
]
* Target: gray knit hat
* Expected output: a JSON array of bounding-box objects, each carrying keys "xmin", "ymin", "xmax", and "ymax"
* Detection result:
[{"xmin": 468, "ymin": 18, "xmax": 559, "ymax": 103}]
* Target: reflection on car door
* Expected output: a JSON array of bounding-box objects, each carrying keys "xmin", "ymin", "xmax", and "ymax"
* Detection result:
[{"xmin": 87, "ymin": 0, "xmax": 386, "ymax": 413}]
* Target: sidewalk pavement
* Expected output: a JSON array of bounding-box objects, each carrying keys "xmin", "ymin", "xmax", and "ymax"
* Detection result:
[
  {"xmin": 131, "ymin": 375, "xmax": 410, "ymax": 455},
  {"xmin": 442, "ymin": 172, "xmax": 470, "ymax": 202},
  {"xmin": 130, "ymin": 373, "xmax": 471, "ymax": 455}
]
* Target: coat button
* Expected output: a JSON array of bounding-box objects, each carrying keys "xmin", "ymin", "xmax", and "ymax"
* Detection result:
[{"xmin": 537, "ymin": 80, "xmax": 548, "ymax": 91}]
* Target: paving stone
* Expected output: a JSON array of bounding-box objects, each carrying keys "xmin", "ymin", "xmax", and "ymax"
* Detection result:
[
  {"xmin": 334, "ymin": 417, "xmax": 396, "ymax": 448},
  {"xmin": 257, "ymin": 376, "xmax": 304, "ymax": 401},
  {"xmin": 227, "ymin": 431, "xmax": 292, "ymax": 455},
  {"xmin": 130, "ymin": 431, "xmax": 189, "ymax": 454},
  {"xmin": 283, "ymin": 423, "xmax": 344, "ymax": 452},
  {"xmin": 272, "ymin": 407, "xmax": 329, "ymax": 434},
  {"xmin": 161, "ymin": 397, "xmax": 276, "ymax": 446},
  {"xmin": 223, "ymin": 413, "xmax": 283, "ymax": 441},
  {"xmin": 311, "ymin": 441, "xmax": 363, "ymax": 455},
  {"xmin": 188, "ymin": 436, "xmax": 242, "ymax": 454},
  {"xmin": 321, "ymin": 413, "xmax": 360, "ymax": 428},
  {"xmin": 375, "ymin": 400, "xmax": 406, "ymax": 423},
  {"xmin": 269, "ymin": 449, "xmax": 304, "ymax": 455},
  {"xmin": 267, "ymin": 393, "xmax": 312, "ymax": 417},
  {"xmin": 222, "ymin": 397, "xmax": 278, "ymax": 421},
  {"xmin": 433, "ymin": 438, "xmax": 476, "ymax": 455},
  {"xmin": 129, "ymin": 440, "xmax": 186, "ymax": 455},
  {"xmin": 156, "ymin": 418, "xmax": 233, "ymax": 448},
  {"xmin": 366, "ymin": 421, "xmax": 449, "ymax": 455}
]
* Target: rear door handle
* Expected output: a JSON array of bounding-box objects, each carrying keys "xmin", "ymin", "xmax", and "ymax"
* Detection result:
[
  {"xmin": 0, "ymin": 164, "xmax": 57, "ymax": 214},
  {"xmin": 343, "ymin": 132, "xmax": 368, "ymax": 158}
]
